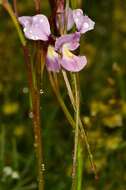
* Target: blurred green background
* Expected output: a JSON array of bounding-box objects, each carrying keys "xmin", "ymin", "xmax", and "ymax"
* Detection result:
[{"xmin": 0, "ymin": 0, "xmax": 126, "ymax": 189}]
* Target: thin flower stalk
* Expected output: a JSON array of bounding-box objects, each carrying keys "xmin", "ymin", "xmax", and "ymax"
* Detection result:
[
  {"xmin": 71, "ymin": 74, "xmax": 80, "ymax": 190},
  {"xmin": 48, "ymin": 71, "xmax": 89, "ymax": 154},
  {"xmin": 77, "ymin": 141, "xmax": 83, "ymax": 190},
  {"xmin": 62, "ymin": 71, "xmax": 98, "ymax": 179},
  {"xmin": 62, "ymin": 70, "xmax": 75, "ymax": 109},
  {"xmin": 49, "ymin": 70, "xmax": 98, "ymax": 180}
]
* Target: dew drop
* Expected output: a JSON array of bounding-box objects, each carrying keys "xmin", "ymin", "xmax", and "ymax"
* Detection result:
[
  {"xmin": 84, "ymin": 22, "xmax": 89, "ymax": 28},
  {"xmin": 23, "ymin": 28, "xmax": 27, "ymax": 32},
  {"xmin": 35, "ymin": 135, "xmax": 38, "ymax": 140},
  {"xmin": 22, "ymin": 87, "xmax": 29, "ymax": 94},
  {"xmin": 29, "ymin": 111, "xmax": 34, "ymax": 118},
  {"xmin": 40, "ymin": 89, "xmax": 44, "ymax": 94},
  {"xmin": 34, "ymin": 143, "xmax": 38, "ymax": 148},
  {"xmin": 41, "ymin": 164, "xmax": 45, "ymax": 171}
]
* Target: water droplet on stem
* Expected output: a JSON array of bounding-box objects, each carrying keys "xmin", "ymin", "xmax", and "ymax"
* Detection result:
[
  {"xmin": 40, "ymin": 89, "xmax": 44, "ymax": 94},
  {"xmin": 29, "ymin": 111, "xmax": 34, "ymax": 118}
]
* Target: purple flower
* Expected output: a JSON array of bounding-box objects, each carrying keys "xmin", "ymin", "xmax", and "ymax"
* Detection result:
[
  {"xmin": 46, "ymin": 32, "xmax": 86, "ymax": 72},
  {"xmin": 19, "ymin": 13, "xmax": 92, "ymax": 72},
  {"xmin": 18, "ymin": 14, "xmax": 51, "ymax": 41}
]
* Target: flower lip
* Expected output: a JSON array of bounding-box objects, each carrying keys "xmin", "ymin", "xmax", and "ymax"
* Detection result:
[{"xmin": 61, "ymin": 49, "xmax": 87, "ymax": 72}]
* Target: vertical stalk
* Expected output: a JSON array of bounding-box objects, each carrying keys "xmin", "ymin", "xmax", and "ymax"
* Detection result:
[
  {"xmin": 2, "ymin": 2, "xmax": 44, "ymax": 190},
  {"xmin": 62, "ymin": 70, "xmax": 75, "ymax": 109},
  {"xmin": 49, "ymin": 72, "xmax": 98, "ymax": 185},
  {"xmin": 77, "ymin": 142, "xmax": 83, "ymax": 190},
  {"xmin": 32, "ymin": 88, "xmax": 44, "ymax": 190},
  {"xmin": 23, "ymin": 45, "xmax": 44, "ymax": 190},
  {"xmin": 33, "ymin": 2, "xmax": 45, "ymax": 188},
  {"xmin": 22, "ymin": 43, "xmax": 45, "ymax": 190},
  {"xmin": 63, "ymin": 72, "xmax": 97, "ymax": 179},
  {"xmin": 71, "ymin": 74, "xmax": 80, "ymax": 190},
  {"xmin": 49, "ymin": 72, "xmax": 88, "ymax": 149},
  {"xmin": 49, "ymin": 71, "xmax": 96, "ymax": 188}
]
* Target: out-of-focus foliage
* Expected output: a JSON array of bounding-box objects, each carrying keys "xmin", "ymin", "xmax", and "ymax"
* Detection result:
[{"xmin": 0, "ymin": 0, "xmax": 126, "ymax": 189}]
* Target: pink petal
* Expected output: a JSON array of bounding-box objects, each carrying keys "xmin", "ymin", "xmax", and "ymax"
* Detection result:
[
  {"xmin": 79, "ymin": 16, "xmax": 95, "ymax": 33},
  {"xmin": 46, "ymin": 46, "xmax": 61, "ymax": 72},
  {"xmin": 18, "ymin": 16, "xmax": 32, "ymax": 28},
  {"xmin": 73, "ymin": 9, "xmax": 95, "ymax": 33},
  {"xmin": 55, "ymin": 32, "xmax": 80, "ymax": 51},
  {"xmin": 19, "ymin": 14, "xmax": 51, "ymax": 41},
  {"xmin": 73, "ymin": 9, "xmax": 84, "ymax": 31}
]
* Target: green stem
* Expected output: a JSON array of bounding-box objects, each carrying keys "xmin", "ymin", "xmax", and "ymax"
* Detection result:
[
  {"xmin": 62, "ymin": 72, "xmax": 97, "ymax": 179},
  {"xmin": 79, "ymin": 120, "xmax": 97, "ymax": 178},
  {"xmin": 49, "ymin": 72, "xmax": 75, "ymax": 128},
  {"xmin": 62, "ymin": 70, "xmax": 75, "ymax": 109},
  {"xmin": 2, "ymin": 1, "xmax": 26, "ymax": 46},
  {"xmin": 72, "ymin": 74, "xmax": 80, "ymax": 190},
  {"xmin": 49, "ymin": 71, "xmax": 99, "ymax": 182},
  {"xmin": 77, "ymin": 142, "xmax": 83, "ymax": 190}
]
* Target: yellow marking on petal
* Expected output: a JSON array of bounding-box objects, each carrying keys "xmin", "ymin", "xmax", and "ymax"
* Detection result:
[
  {"xmin": 47, "ymin": 45, "xmax": 58, "ymax": 59},
  {"xmin": 62, "ymin": 45, "xmax": 74, "ymax": 59}
]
